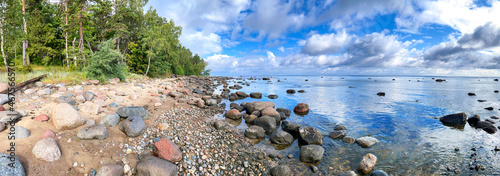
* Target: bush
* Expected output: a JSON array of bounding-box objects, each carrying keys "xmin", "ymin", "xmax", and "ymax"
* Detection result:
[{"xmin": 84, "ymin": 39, "xmax": 127, "ymax": 82}]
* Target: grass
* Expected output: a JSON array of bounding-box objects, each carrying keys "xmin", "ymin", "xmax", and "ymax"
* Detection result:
[{"xmin": 0, "ymin": 65, "xmax": 148, "ymax": 85}]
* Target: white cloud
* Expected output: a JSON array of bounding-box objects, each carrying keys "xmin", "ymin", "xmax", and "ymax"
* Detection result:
[
  {"xmin": 180, "ymin": 32, "xmax": 222, "ymax": 56},
  {"xmin": 301, "ymin": 31, "xmax": 353, "ymax": 55},
  {"xmin": 278, "ymin": 46, "xmax": 285, "ymax": 52}
]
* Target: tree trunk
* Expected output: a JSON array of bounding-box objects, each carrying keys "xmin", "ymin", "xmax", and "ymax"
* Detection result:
[
  {"xmin": 145, "ymin": 56, "xmax": 151, "ymax": 76},
  {"xmin": 22, "ymin": 0, "xmax": 26, "ymax": 66},
  {"xmin": 64, "ymin": 0, "xmax": 69, "ymax": 68},
  {"xmin": 79, "ymin": 11, "xmax": 83, "ymax": 66},
  {"xmin": 0, "ymin": 15, "xmax": 6, "ymax": 70}
]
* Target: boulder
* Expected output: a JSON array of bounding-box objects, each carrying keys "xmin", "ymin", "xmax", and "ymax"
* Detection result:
[
  {"xmin": 286, "ymin": 89, "xmax": 296, "ymax": 94},
  {"xmin": 153, "ymin": 138, "xmax": 183, "ymax": 163},
  {"xmin": 77, "ymin": 124, "xmax": 108, "ymax": 139},
  {"xmin": 51, "ymin": 103, "xmax": 85, "ymax": 130},
  {"xmin": 439, "ymin": 112, "xmax": 467, "ymax": 128},
  {"xmin": 253, "ymin": 116, "xmax": 277, "ymax": 134},
  {"xmin": 281, "ymin": 120, "xmax": 301, "ymax": 135},
  {"xmin": 109, "ymin": 102, "xmax": 119, "ymax": 108},
  {"xmin": 276, "ymin": 108, "xmax": 291, "ymax": 117},
  {"xmin": 476, "ymin": 121, "xmax": 497, "ymax": 134},
  {"xmin": 116, "ymin": 106, "xmax": 149, "ymax": 120},
  {"xmin": 244, "ymin": 125, "xmax": 266, "ymax": 139},
  {"xmin": 270, "ymin": 165, "xmax": 292, "ymax": 176},
  {"xmin": 0, "ymin": 153, "xmax": 25, "ymax": 176},
  {"xmin": 377, "ymin": 92, "xmax": 385, "ymax": 96},
  {"xmin": 14, "ymin": 126, "xmax": 30, "ymax": 139},
  {"xmin": 244, "ymin": 114, "xmax": 258, "ymax": 123},
  {"xmin": 244, "ymin": 101, "xmax": 275, "ymax": 113},
  {"xmin": 294, "ymin": 103, "xmax": 309, "ymax": 114},
  {"xmin": 224, "ymin": 109, "xmax": 242, "ymax": 120},
  {"xmin": 80, "ymin": 101, "xmax": 103, "ymax": 115},
  {"xmin": 298, "ymin": 90, "xmax": 305, "ymax": 93},
  {"xmin": 213, "ymin": 121, "xmax": 226, "ymax": 130},
  {"xmin": 467, "ymin": 115, "xmax": 480, "ymax": 126},
  {"xmin": 357, "ymin": 153, "xmax": 377, "ymax": 174},
  {"xmin": 119, "ymin": 116, "xmax": 147, "ymax": 137},
  {"xmin": 83, "ymin": 91, "xmax": 95, "ymax": 101},
  {"xmin": 96, "ymin": 164, "xmax": 123, "ymax": 176},
  {"xmin": 100, "ymin": 113, "xmax": 120, "ymax": 127},
  {"xmin": 356, "ymin": 136, "xmax": 379, "ymax": 148},
  {"xmin": 261, "ymin": 107, "xmax": 280, "ymax": 123},
  {"xmin": 54, "ymin": 96, "xmax": 76, "ymax": 105},
  {"xmin": 235, "ymin": 91, "xmax": 247, "ymax": 98},
  {"xmin": 270, "ymin": 131, "xmax": 294, "ymax": 145},
  {"xmin": 299, "ymin": 145, "xmax": 324, "ymax": 163},
  {"xmin": 136, "ymin": 155, "xmax": 178, "ymax": 176},
  {"xmin": 371, "ymin": 170, "xmax": 389, "ymax": 176},
  {"xmin": 0, "ymin": 94, "xmax": 9, "ymax": 105},
  {"xmin": 35, "ymin": 114, "xmax": 49, "ymax": 122},
  {"xmin": 268, "ymin": 94, "xmax": 278, "ymax": 99},
  {"xmin": 250, "ymin": 92, "xmax": 262, "ymax": 98},
  {"xmin": 32, "ymin": 138, "xmax": 61, "ymax": 161},
  {"xmin": 329, "ymin": 130, "xmax": 347, "ymax": 139},
  {"xmin": 299, "ymin": 126, "xmax": 323, "ymax": 145},
  {"xmin": 343, "ymin": 136, "xmax": 355, "ymax": 144},
  {"xmin": 0, "ymin": 83, "xmax": 9, "ymax": 93},
  {"xmin": 205, "ymin": 99, "xmax": 217, "ymax": 106}
]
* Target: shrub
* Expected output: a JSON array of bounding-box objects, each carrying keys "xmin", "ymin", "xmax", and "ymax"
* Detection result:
[{"xmin": 84, "ymin": 39, "xmax": 127, "ymax": 82}]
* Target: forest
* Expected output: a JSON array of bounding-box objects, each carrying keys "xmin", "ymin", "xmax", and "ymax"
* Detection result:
[{"xmin": 0, "ymin": 0, "xmax": 210, "ymax": 81}]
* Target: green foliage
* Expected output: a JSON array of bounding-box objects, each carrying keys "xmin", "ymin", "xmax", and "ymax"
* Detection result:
[
  {"xmin": 84, "ymin": 39, "xmax": 126, "ymax": 81},
  {"xmin": 173, "ymin": 65, "xmax": 184, "ymax": 75},
  {"xmin": 202, "ymin": 69, "xmax": 211, "ymax": 76}
]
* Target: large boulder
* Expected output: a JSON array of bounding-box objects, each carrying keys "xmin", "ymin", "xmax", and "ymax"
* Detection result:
[
  {"xmin": 136, "ymin": 155, "xmax": 178, "ymax": 176},
  {"xmin": 476, "ymin": 121, "xmax": 497, "ymax": 134},
  {"xmin": 281, "ymin": 120, "xmax": 301, "ymax": 135},
  {"xmin": 153, "ymin": 138, "xmax": 183, "ymax": 163},
  {"xmin": 80, "ymin": 101, "xmax": 103, "ymax": 115},
  {"xmin": 96, "ymin": 164, "xmax": 123, "ymax": 176},
  {"xmin": 253, "ymin": 116, "xmax": 277, "ymax": 134},
  {"xmin": 244, "ymin": 114, "xmax": 258, "ymax": 123},
  {"xmin": 270, "ymin": 165, "xmax": 292, "ymax": 176},
  {"xmin": 276, "ymin": 108, "xmax": 291, "ymax": 117},
  {"xmin": 51, "ymin": 103, "xmax": 85, "ymax": 130},
  {"xmin": 235, "ymin": 91, "xmax": 247, "ymax": 98},
  {"xmin": 270, "ymin": 131, "xmax": 294, "ymax": 145},
  {"xmin": 294, "ymin": 103, "xmax": 309, "ymax": 114},
  {"xmin": 261, "ymin": 107, "xmax": 281, "ymax": 123},
  {"xmin": 439, "ymin": 112, "xmax": 467, "ymax": 128},
  {"xmin": 299, "ymin": 126, "xmax": 323, "ymax": 145},
  {"xmin": 357, "ymin": 153, "xmax": 377, "ymax": 174},
  {"xmin": 119, "ymin": 116, "xmax": 147, "ymax": 137},
  {"xmin": 356, "ymin": 136, "xmax": 379, "ymax": 148},
  {"xmin": 32, "ymin": 138, "xmax": 61, "ymax": 161},
  {"xmin": 77, "ymin": 124, "xmax": 108, "ymax": 139},
  {"xmin": 467, "ymin": 115, "xmax": 481, "ymax": 126},
  {"xmin": 205, "ymin": 99, "xmax": 217, "ymax": 106},
  {"xmin": 244, "ymin": 101, "xmax": 275, "ymax": 113},
  {"xmin": 100, "ymin": 113, "xmax": 120, "ymax": 127},
  {"xmin": 244, "ymin": 126, "xmax": 266, "ymax": 139},
  {"xmin": 224, "ymin": 109, "xmax": 242, "ymax": 120},
  {"xmin": 250, "ymin": 92, "xmax": 262, "ymax": 98},
  {"xmin": 0, "ymin": 153, "xmax": 25, "ymax": 176},
  {"xmin": 300, "ymin": 145, "xmax": 324, "ymax": 163},
  {"xmin": 116, "ymin": 106, "xmax": 149, "ymax": 120}
]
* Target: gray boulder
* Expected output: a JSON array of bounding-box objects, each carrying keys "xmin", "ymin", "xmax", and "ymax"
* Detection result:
[
  {"xmin": 0, "ymin": 153, "xmax": 25, "ymax": 176},
  {"xmin": 213, "ymin": 121, "xmax": 226, "ymax": 130},
  {"xmin": 32, "ymin": 138, "xmax": 61, "ymax": 161},
  {"xmin": 300, "ymin": 145, "xmax": 324, "ymax": 163},
  {"xmin": 299, "ymin": 126, "xmax": 323, "ymax": 145},
  {"xmin": 77, "ymin": 124, "xmax": 108, "ymax": 139},
  {"xmin": 100, "ymin": 113, "xmax": 120, "ymax": 127},
  {"xmin": 83, "ymin": 91, "xmax": 94, "ymax": 101},
  {"xmin": 96, "ymin": 164, "xmax": 123, "ymax": 176},
  {"xmin": 0, "ymin": 94, "xmax": 9, "ymax": 105},
  {"xmin": 439, "ymin": 112, "xmax": 467, "ymax": 128},
  {"xmin": 253, "ymin": 116, "xmax": 277, "ymax": 134},
  {"xmin": 276, "ymin": 108, "xmax": 291, "ymax": 117},
  {"xmin": 270, "ymin": 131, "xmax": 294, "ymax": 145},
  {"xmin": 136, "ymin": 155, "xmax": 178, "ymax": 176},
  {"xmin": 250, "ymin": 92, "xmax": 262, "ymax": 98},
  {"xmin": 116, "ymin": 106, "xmax": 149, "ymax": 120},
  {"xmin": 270, "ymin": 165, "xmax": 292, "ymax": 176},
  {"xmin": 0, "ymin": 111, "xmax": 21, "ymax": 123},
  {"xmin": 281, "ymin": 120, "xmax": 301, "ymax": 135},
  {"xmin": 14, "ymin": 126, "xmax": 30, "ymax": 139},
  {"xmin": 245, "ymin": 126, "xmax": 266, "ymax": 139},
  {"xmin": 205, "ymin": 99, "xmax": 217, "ymax": 106},
  {"xmin": 356, "ymin": 136, "xmax": 379, "ymax": 148},
  {"xmin": 119, "ymin": 116, "xmax": 147, "ymax": 137}
]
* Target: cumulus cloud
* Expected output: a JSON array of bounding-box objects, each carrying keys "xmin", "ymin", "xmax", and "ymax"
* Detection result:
[{"xmin": 301, "ymin": 31, "xmax": 353, "ymax": 55}]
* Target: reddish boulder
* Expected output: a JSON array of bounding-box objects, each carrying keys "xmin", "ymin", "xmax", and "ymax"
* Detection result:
[
  {"xmin": 153, "ymin": 138, "xmax": 182, "ymax": 163},
  {"xmin": 35, "ymin": 114, "xmax": 49, "ymax": 122},
  {"xmin": 294, "ymin": 103, "xmax": 309, "ymax": 114},
  {"xmin": 41, "ymin": 129, "xmax": 56, "ymax": 139},
  {"xmin": 224, "ymin": 109, "xmax": 242, "ymax": 120}
]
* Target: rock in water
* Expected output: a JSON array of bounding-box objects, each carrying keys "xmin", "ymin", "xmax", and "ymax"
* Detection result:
[
  {"xmin": 286, "ymin": 89, "xmax": 296, "ymax": 94},
  {"xmin": 261, "ymin": 107, "xmax": 281, "ymax": 123},
  {"xmin": 276, "ymin": 108, "xmax": 291, "ymax": 117},
  {"xmin": 356, "ymin": 136, "xmax": 379, "ymax": 148},
  {"xmin": 253, "ymin": 116, "xmax": 277, "ymax": 134},
  {"xmin": 119, "ymin": 116, "xmax": 147, "ymax": 137},
  {"xmin": 371, "ymin": 170, "xmax": 389, "ymax": 176},
  {"xmin": 467, "ymin": 115, "xmax": 480, "ymax": 126},
  {"xmin": 213, "ymin": 121, "xmax": 226, "ymax": 130},
  {"xmin": 281, "ymin": 120, "xmax": 301, "ymax": 135},
  {"xmin": 270, "ymin": 131, "xmax": 294, "ymax": 145},
  {"xmin": 95, "ymin": 164, "xmax": 123, "ymax": 176},
  {"xmin": 268, "ymin": 94, "xmax": 278, "ymax": 99},
  {"xmin": 439, "ymin": 112, "xmax": 467, "ymax": 128},
  {"xmin": 100, "ymin": 113, "xmax": 120, "ymax": 127},
  {"xmin": 77, "ymin": 124, "xmax": 108, "ymax": 139},
  {"xmin": 136, "ymin": 155, "xmax": 178, "ymax": 176},
  {"xmin": 300, "ymin": 145, "xmax": 324, "ymax": 163},
  {"xmin": 224, "ymin": 109, "xmax": 242, "ymax": 120},
  {"xmin": 0, "ymin": 153, "xmax": 25, "ymax": 176},
  {"xmin": 343, "ymin": 136, "xmax": 355, "ymax": 144},
  {"xmin": 245, "ymin": 125, "xmax": 266, "ymax": 139},
  {"xmin": 51, "ymin": 103, "xmax": 85, "ymax": 130},
  {"xmin": 340, "ymin": 171, "xmax": 357, "ymax": 176},
  {"xmin": 270, "ymin": 165, "xmax": 292, "ymax": 176},
  {"xmin": 244, "ymin": 101, "xmax": 275, "ymax": 113},
  {"xmin": 116, "ymin": 106, "xmax": 149, "ymax": 120},
  {"xmin": 357, "ymin": 153, "xmax": 377, "ymax": 174},
  {"xmin": 32, "ymin": 138, "xmax": 61, "ymax": 161},
  {"xmin": 153, "ymin": 138, "xmax": 183, "ymax": 163},
  {"xmin": 299, "ymin": 126, "xmax": 323, "ymax": 145},
  {"xmin": 476, "ymin": 121, "xmax": 497, "ymax": 134},
  {"xmin": 329, "ymin": 130, "xmax": 347, "ymax": 139},
  {"xmin": 14, "ymin": 126, "xmax": 30, "ymax": 139},
  {"xmin": 293, "ymin": 103, "xmax": 309, "ymax": 114}
]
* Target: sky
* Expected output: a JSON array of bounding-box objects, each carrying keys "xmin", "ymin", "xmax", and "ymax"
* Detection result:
[{"xmin": 145, "ymin": 0, "xmax": 500, "ymax": 76}]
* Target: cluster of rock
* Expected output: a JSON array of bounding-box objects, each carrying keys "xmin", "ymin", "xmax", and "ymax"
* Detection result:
[{"xmin": 440, "ymin": 112, "xmax": 498, "ymax": 134}]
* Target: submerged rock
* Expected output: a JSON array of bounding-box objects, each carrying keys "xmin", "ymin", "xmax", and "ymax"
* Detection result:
[
  {"xmin": 357, "ymin": 153, "xmax": 377, "ymax": 174},
  {"xmin": 299, "ymin": 126, "xmax": 323, "ymax": 145},
  {"xmin": 439, "ymin": 112, "xmax": 467, "ymax": 128},
  {"xmin": 270, "ymin": 165, "xmax": 292, "ymax": 176},
  {"xmin": 300, "ymin": 145, "xmax": 324, "ymax": 163},
  {"xmin": 356, "ymin": 136, "xmax": 379, "ymax": 148}
]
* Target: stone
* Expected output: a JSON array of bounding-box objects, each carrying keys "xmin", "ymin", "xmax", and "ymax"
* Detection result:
[
  {"xmin": 51, "ymin": 103, "xmax": 85, "ymax": 130},
  {"xmin": 244, "ymin": 101, "xmax": 275, "ymax": 113},
  {"xmin": 205, "ymin": 99, "xmax": 217, "ymax": 106},
  {"xmin": 116, "ymin": 106, "xmax": 149, "ymax": 120},
  {"xmin": 357, "ymin": 153, "xmax": 377, "ymax": 174},
  {"xmin": 0, "ymin": 110, "xmax": 21, "ymax": 123},
  {"xmin": 268, "ymin": 94, "xmax": 278, "ymax": 99},
  {"xmin": 286, "ymin": 89, "xmax": 296, "ymax": 94},
  {"xmin": 439, "ymin": 112, "xmax": 467, "ymax": 128},
  {"xmin": 100, "ymin": 113, "xmax": 120, "ymax": 127},
  {"xmin": 0, "ymin": 83, "xmax": 9, "ymax": 93},
  {"xmin": 270, "ymin": 131, "xmax": 294, "ymax": 145},
  {"xmin": 24, "ymin": 89, "xmax": 36, "ymax": 95},
  {"xmin": 213, "ymin": 121, "xmax": 226, "ymax": 130},
  {"xmin": 153, "ymin": 138, "xmax": 183, "ymax": 163},
  {"xmin": 0, "ymin": 94, "xmax": 9, "ymax": 105},
  {"xmin": 294, "ymin": 103, "xmax": 309, "ymax": 114},
  {"xmin": 95, "ymin": 164, "xmax": 123, "ymax": 176},
  {"xmin": 270, "ymin": 165, "xmax": 292, "ymax": 176},
  {"xmin": 300, "ymin": 145, "xmax": 324, "ymax": 163},
  {"xmin": 281, "ymin": 120, "xmax": 301, "ymax": 134},
  {"xmin": 77, "ymin": 124, "xmax": 108, "ymax": 139},
  {"xmin": 254, "ymin": 116, "xmax": 277, "ymax": 134},
  {"xmin": 299, "ymin": 126, "xmax": 323, "ymax": 145},
  {"xmin": 250, "ymin": 92, "xmax": 262, "ymax": 98},
  {"xmin": 329, "ymin": 130, "xmax": 347, "ymax": 139},
  {"xmin": 119, "ymin": 116, "xmax": 147, "ymax": 137},
  {"xmin": 0, "ymin": 122, "xmax": 4, "ymax": 132},
  {"xmin": 83, "ymin": 91, "xmax": 95, "ymax": 101},
  {"xmin": 340, "ymin": 171, "xmax": 358, "ymax": 176},
  {"xmin": 35, "ymin": 81, "xmax": 45, "ymax": 87},
  {"xmin": 334, "ymin": 124, "xmax": 347, "ymax": 130},
  {"xmin": 476, "ymin": 121, "xmax": 497, "ymax": 134},
  {"xmin": 80, "ymin": 101, "xmax": 103, "ymax": 115},
  {"xmin": 261, "ymin": 107, "xmax": 280, "ymax": 123},
  {"xmin": 467, "ymin": 115, "xmax": 480, "ymax": 126},
  {"xmin": 224, "ymin": 109, "xmax": 242, "ymax": 120},
  {"xmin": 356, "ymin": 136, "xmax": 379, "ymax": 148},
  {"xmin": 35, "ymin": 114, "xmax": 49, "ymax": 122},
  {"xmin": 136, "ymin": 155, "xmax": 178, "ymax": 176},
  {"xmin": 276, "ymin": 108, "xmax": 291, "ymax": 117},
  {"xmin": 244, "ymin": 125, "xmax": 266, "ymax": 139},
  {"xmin": 343, "ymin": 136, "xmax": 355, "ymax": 144},
  {"xmin": 371, "ymin": 170, "xmax": 389, "ymax": 176},
  {"xmin": 32, "ymin": 138, "xmax": 61, "ymax": 161},
  {"xmin": 41, "ymin": 129, "xmax": 56, "ymax": 139},
  {"xmin": 244, "ymin": 114, "xmax": 258, "ymax": 123},
  {"xmin": 235, "ymin": 91, "xmax": 247, "ymax": 98},
  {"xmin": 14, "ymin": 126, "xmax": 30, "ymax": 139},
  {"xmin": 109, "ymin": 102, "xmax": 119, "ymax": 108},
  {"xmin": 54, "ymin": 96, "xmax": 76, "ymax": 105},
  {"xmin": 89, "ymin": 80, "xmax": 99, "ymax": 85},
  {"xmin": 0, "ymin": 153, "xmax": 25, "ymax": 176}
]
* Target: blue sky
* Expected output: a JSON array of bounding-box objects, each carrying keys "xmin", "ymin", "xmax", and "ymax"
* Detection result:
[{"xmin": 145, "ymin": 0, "xmax": 500, "ymax": 76}]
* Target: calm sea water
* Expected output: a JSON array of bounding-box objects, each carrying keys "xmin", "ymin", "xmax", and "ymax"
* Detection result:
[{"xmin": 216, "ymin": 75, "xmax": 500, "ymax": 175}]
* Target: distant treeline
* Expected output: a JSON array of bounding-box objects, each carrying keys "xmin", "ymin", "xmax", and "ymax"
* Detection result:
[{"xmin": 0, "ymin": 0, "xmax": 210, "ymax": 77}]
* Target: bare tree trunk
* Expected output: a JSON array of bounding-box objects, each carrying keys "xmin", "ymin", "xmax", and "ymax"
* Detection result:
[
  {"xmin": 0, "ymin": 15, "xmax": 6, "ymax": 70},
  {"xmin": 22, "ymin": 0, "xmax": 26, "ymax": 66},
  {"xmin": 63, "ymin": 0, "xmax": 69, "ymax": 68},
  {"xmin": 72, "ymin": 37, "xmax": 76, "ymax": 66},
  {"xmin": 79, "ymin": 11, "xmax": 83, "ymax": 66},
  {"xmin": 145, "ymin": 56, "xmax": 151, "ymax": 76}
]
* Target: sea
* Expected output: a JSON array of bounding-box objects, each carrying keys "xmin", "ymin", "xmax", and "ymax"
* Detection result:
[{"xmin": 215, "ymin": 75, "xmax": 500, "ymax": 175}]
